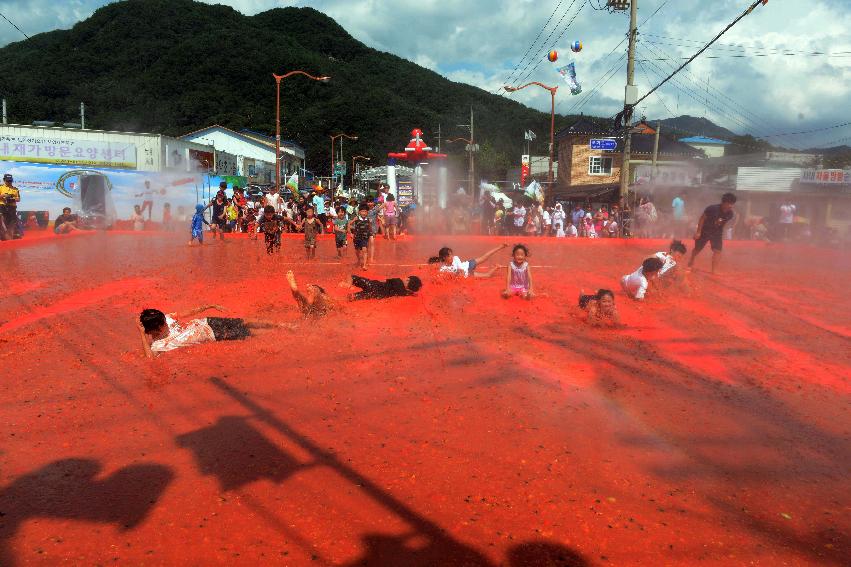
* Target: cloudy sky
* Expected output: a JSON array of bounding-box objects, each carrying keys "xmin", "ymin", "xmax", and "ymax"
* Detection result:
[{"xmin": 1, "ymin": 0, "xmax": 849, "ymax": 148}]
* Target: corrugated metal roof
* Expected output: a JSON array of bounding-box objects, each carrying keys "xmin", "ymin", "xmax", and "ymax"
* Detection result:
[{"xmin": 735, "ymin": 167, "xmax": 801, "ymax": 192}]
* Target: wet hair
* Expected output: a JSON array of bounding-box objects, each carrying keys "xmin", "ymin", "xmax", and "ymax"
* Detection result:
[
  {"xmin": 62, "ymin": 207, "xmax": 71, "ymax": 213},
  {"xmin": 428, "ymin": 247, "xmax": 453, "ymax": 264},
  {"xmin": 596, "ymin": 289, "xmax": 615, "ymax": 301},
  {"xmin": 311, "ymin": 284, "xmax": 326, "ymax": 295},
  {"xmin": 306, "ymin": 205, "xmax": 315, "ymax": 212},
  {"xmin": 721, "ymin": 192, "xmax": 737, "ymax": 204},
  {"xmin": 669, "ymin": 240, "xmax": 687, "ymax": 255},
  {"xmin": 642, "ymin": 257, "xmax": 665, "ymax": 274},
  {"xmin": 358, "ymin": 204, "xmax": 369, "ymax": 212},
  {"xmin": 407, "ymin": 276, "xmax": 423, "ymax": 292},
  {"xmin": 264, "ymin": 205, "xmax": 275, "ymax": 214},
  {"xmin": 512, "ymin": 244, "xmax": 529, "ymax": 256},
  {"xmin": 139, "ymin": 309, "xmax": 167, "ymax": 334}
]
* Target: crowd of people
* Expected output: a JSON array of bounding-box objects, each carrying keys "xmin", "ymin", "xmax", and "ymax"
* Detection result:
[{"xmin": 138, "ymin": 193, "xmax": 741, "ymax": 356}]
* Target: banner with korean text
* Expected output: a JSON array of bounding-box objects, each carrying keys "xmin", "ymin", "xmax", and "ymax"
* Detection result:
[{"xmin": 0, "ymin": 135, "xmax": 137, "ymax": 169}]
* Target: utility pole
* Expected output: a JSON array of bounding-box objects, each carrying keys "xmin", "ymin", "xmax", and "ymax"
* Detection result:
[
  {"xmin": 469, "ymin": 106, "xmax": 475, "ymax": 199},
  {"xmin": 80, "ymin": 102, "xmax": 85, "ymax": 129},
  {"xmin": 651, "ymin": 121, "xmax": 661, "ymax": 182},
  {"xmin": 616, "ymin": 0, "xmax": 639, "ymax": 204},
  {"xmin": 435, "ymin": 124, "xmax": 442, "ymax": 153},
  {"xmin": 2, "ymin": 99, "xmax": 6, "ymax": 125}
]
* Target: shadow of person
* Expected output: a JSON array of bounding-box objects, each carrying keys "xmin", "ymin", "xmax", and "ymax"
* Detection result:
[
  {"xmin": 0, "ymin": 458, "xmax": 173, "ymax": 566},
  {"xmin": 506, "ymin": 541, "xmax": 591, "ymax": 567},
  {"xmin": 175, "ymin": 415, "xmax": 307, "ymax": 492}
]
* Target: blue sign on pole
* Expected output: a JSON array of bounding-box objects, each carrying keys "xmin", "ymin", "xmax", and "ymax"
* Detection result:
[{"xmin": 590, "ymin": 138, "xmax": 618, "ymax": 151}]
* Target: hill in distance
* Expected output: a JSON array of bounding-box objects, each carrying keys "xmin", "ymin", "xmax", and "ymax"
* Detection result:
[
  {"xmin": 650, "ymin": 115, "xmax": 738, "ymax": 140},
  {"xmin": 0, "ymin": 0, "xmax": 743, "ymax": 175}
]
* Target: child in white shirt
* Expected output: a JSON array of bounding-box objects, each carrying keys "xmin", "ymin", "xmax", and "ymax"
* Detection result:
[
  {"xmin": 429, "ymin": 243, "xmax": 508, "ymax": 278},
  {"xmin": 621, "ymin": 257, "xmax": 665, "ymax": 300}
]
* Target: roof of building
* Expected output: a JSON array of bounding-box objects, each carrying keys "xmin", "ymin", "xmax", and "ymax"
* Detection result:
[
  {"xmin": 180, "ymin": 124, "xmax": 304, "ymax": 153},
  {"xmin": 630, "ymin": 134, "xmax": 703, "ymax": 158},
  {"xmin": 555, "ymin": 117, "xmax": 614, "ymax": 139},
  {"xmin": 679, "ymin": 136, "xmax": 731, "ymax": 145}
]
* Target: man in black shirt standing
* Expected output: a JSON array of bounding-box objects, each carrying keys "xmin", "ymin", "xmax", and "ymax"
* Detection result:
[{"xmin": 688, "ymin": 192, "xmax": 736, "ymax": 274}]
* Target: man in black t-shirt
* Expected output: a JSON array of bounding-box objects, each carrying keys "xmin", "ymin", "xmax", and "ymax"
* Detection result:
[{"xmin": 688, "ymin": 192, "xmax": 736, "ymax": 274}]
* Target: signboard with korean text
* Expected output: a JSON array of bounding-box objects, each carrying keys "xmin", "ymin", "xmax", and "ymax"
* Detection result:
[
  {"xmin": 590, "ymin": 138, "xmax": 618, "ymax": 151},
  {"xmin": 0, "ymin": 135, "xmax": 137, "ymax": 169},
  {"xmin": 800, "ymin": 169, "xmax": 850, "ymax": 185},
  {"xmin": 397, "ymin": 180, "xmax": 413, "ymax": 206}
]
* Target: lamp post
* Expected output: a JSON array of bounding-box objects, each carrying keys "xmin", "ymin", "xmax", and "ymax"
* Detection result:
[
  {"xmin": 504, "ymin": 82, "xmax": 558, "ymax": 191},
  {"xmin": 330, "ymin": 133, "xmax": 358, "ymax": 191},
  {"xmin": 273, "ymin": 71, "xmax": 330, "ymax": 193}
]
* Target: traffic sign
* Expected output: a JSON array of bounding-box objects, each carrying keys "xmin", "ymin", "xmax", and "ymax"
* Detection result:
[
  {"xmin": 334, "ymin": 161, "xmax": 347, "ymax": 175},
  {"xmin": 590, "ymin": 138, "xmax": 618, "ymax": 151}
]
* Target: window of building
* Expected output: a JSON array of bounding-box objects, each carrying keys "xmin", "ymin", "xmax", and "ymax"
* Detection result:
[
  {"xmin": 588, "ymin": 156, "xmax": 613, "ymax": 176},
  {"xmin": 248, "ymin": 165, "xmax": 257, "ymax": 176}
]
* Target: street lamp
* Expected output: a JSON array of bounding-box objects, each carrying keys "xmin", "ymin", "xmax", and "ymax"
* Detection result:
[
  {"xmin": 330, "ymin": 133, "xmax": 358, "ymax": 190},
  {"xmin": 273, "ymin": 71, "xmax": 330, "ymax": 193},
  {"xmin": 504, "ymin": 82, "xmax": 558, "ymax": 190}
]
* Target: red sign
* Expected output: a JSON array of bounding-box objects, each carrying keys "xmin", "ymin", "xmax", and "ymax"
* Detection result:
[{"xmin": 520, "ymin": 155, "xmax": 530, "ymax": 187}]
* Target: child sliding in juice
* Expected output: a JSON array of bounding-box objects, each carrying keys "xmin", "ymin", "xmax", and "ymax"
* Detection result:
[
  {"xmin": 137, "ymin": 305, "xmax": 292, "ymax": 357},
  {"xmin": 428, "ymin": 243, "xmax": 508, "ymax": 278}
]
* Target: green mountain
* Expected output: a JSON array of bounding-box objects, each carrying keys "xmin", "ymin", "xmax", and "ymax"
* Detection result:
[
  {"xmin": 0, "ymin": 0, "xmax": 576, "ymax": 177},
  {"xmin": 652, "ymin": 115, "xmax": 738, "ymax": 140}
]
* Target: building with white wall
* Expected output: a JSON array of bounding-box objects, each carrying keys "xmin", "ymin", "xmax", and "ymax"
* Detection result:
[
  {"xmin": 180, "ymin": 125, "xmax": 304, "ymax": 185},
  {"xmin": 679, "ymin": 136, "xmax": 731, "ymax": 159},
  {"xmin": 0, "ymin": 123, "xmax": 215, "ymax": 173}
]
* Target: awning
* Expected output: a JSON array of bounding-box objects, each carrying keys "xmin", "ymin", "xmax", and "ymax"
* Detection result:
[{"xmin": 550, "ymin": 183, "xmax": 621, "ymax": 202}]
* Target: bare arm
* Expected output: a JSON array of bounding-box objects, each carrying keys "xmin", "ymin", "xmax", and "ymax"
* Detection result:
[
  {"xmin": 473, "ymin": 243, "xmax": 509, "ymax": 265},
  {"xmin": 136, "ymin": 320, "xmax": 155, "ymax": 359},
  {"xmin": 504, "ymin": 263, "xmax": 512, "ymax": 293},
  {"xmin": 694, "ymin": 213, "xmax": 706, "ymax": 239}
]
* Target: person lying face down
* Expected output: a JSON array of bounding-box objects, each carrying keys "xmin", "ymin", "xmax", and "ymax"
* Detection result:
[{"xmin": 341, "ymin": 274, "xmax": 423, "ymax": 301}]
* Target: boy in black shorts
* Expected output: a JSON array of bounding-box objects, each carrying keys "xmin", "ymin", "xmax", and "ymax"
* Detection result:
[
  {"xmin": 689, "ymin": 192, "xmax": 736, "ymax": 274},
  {"xmin": 259, "ymin": 205, "xmax": 285, "ymax": 254},
  {"xmin": 349, "ymin": 204, "xmax": 373, "ymax": 270}
]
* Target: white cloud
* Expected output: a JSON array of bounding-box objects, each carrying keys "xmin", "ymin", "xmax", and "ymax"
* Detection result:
[{"xmin": 1, "ymin": 0, "xmax": 849, "ymax": 147}]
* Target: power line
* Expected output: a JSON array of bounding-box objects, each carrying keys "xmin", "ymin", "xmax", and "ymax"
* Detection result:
[
  {"xmin": 495, "ymin": 0, "xmax": 567, "ymax": 94},
  {"xmin": 558, "ymin": 0, "xmax": 669, "ymax": 116},
  {"xmin": 631, "ymin": 0, "xmax": 770, "ymax": 110},
  {"xmin": 510, "ymin": 0, "xmax": 586, "ymax": 91},
  {"xmin": 639, "ymin": 42, "xmax": 772, "ymax": 136},
  {"xmin": 0, "ymin": 11, "xmax": 29, "ymax": 39},
  {"xmin": 638, "ymin": 51, "xmax": 760, "ymax": 136},
  {"xmin": 759, "ymin": 121, "xmax": 851, "ymax": 139}
]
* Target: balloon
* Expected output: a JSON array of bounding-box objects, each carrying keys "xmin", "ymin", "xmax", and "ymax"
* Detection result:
[
  {"xmin": 547, "ymin": 50, "xmax": 558, "ymax": 62},
  {"xmin": 570, "ymin": 41, "xmax": 583, "ymax": 53}
]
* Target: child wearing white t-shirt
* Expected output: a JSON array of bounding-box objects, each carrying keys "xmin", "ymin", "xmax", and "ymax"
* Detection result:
[
  {"xmin": 621, "ymin": 257, "xmax": 665, "ymax": 300},
  {"xmin": 429, "ymin": 243, "xmax": 507, "ymax": 278},
  {"xmin": 137, "ymin": 305, "xmax": 293, "ymax": 358}
]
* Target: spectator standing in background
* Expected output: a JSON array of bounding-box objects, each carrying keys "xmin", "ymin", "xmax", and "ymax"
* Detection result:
[
  {"xmin": 672, "ymin": 193, "xmax": 686, "ymax": 238},
  {"xmin": 779, "ymin": 200, "xmax": 796, "ymax": 240}
]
